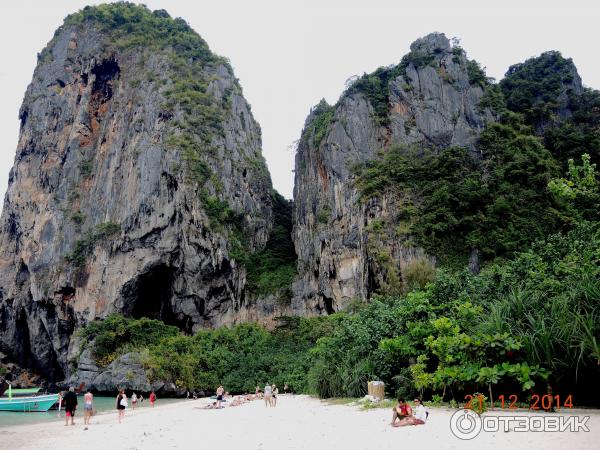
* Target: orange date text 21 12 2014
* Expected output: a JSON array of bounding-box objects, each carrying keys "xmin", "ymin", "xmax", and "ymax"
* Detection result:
[{"xmin": 464, "ymin": 394, "xmax": 573, "ymax": 410}]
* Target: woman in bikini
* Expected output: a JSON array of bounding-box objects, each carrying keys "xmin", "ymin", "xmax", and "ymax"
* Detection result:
[{"xmin": 83, "ymin": 389, "xmax": 94, "ymax": 425}]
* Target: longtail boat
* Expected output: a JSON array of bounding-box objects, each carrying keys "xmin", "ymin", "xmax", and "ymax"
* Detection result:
[
  {"xmin": 5, "ymin": 387, "xmax": 42, "ymax": 396},
  {"xmin": 0, "ymin": 394, "xmax": 59, "ymax": 412},
  {"xmin": 0, "ymin": 384, "xmax": 59, "ymax": 412}
]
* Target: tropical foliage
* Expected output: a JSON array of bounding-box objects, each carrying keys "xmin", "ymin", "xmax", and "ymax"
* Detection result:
[{"xmin": 79, "ymin": 219, "xmax": 599, "ymax": 404}]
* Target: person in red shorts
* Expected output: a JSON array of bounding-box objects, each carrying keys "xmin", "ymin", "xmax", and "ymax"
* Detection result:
[
  {"xmin": 63, "ymin": 387, "xmax": 78, "ymax": 426},
  {"xmin": 149, "ymin": 390, "xmax": 157, "ymax": 407}
]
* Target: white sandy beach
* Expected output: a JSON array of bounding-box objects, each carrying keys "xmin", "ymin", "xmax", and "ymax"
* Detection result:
[{"xmin": 1, "ymin": 395, "xmax": 597, "ymax": 450}]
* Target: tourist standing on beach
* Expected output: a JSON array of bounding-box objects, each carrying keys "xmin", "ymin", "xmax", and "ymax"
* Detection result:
[
  {"xmin": 131, "ymin": 392, "xmax": 138, "ymax": 410},
  {"xmin": 116, "ymin": 389, "xmax": 127, "ymax": 423},
  {"xmin": 149, "ymin": 390, "xmax": 157, "ymax": 407},
  {"xmin": 264, "ymin": 382, "xmax": 272, "ymax": 407},
  {"xmin": 63, "ymin": 386, "xmax": 78, "ymax": 426},
  {"xmin": 83, "ymin": 389, "xmax": 94, "ymax": 425},
  {"xmin": 272, "ymin": 384, "xmax": 279, "ymax": 407},
  {"xmin": 216, "ymin": 385, "xmax": 224, "ymax": 409}
]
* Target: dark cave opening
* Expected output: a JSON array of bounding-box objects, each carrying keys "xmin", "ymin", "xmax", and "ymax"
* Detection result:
[
  {"xmin": 14, "ymin": 309, "xmax": 32, "ymax": 368},
  {"xmin": 90, "ymin": 58, "xmax": 120, "ymax": 103},
  {"xmin": 322, "ymin": 295, "xmax": 335, "ymax": 315},
  {"xmin": 124, "ymin": 264, "xmax": 186, "ymax": 331},
  {"xmin": 19, "ymin": 109, "xmax": 28, "ymax": 128}
]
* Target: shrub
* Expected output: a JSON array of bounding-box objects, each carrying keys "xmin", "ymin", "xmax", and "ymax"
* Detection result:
[
  {"xmin": 466, "ymin": 60, "xmax": 488, "ymax": 88},
  {"xmin": 67, "ymin": 222, "xmax": 121, "ymax": 267},
  {"xmin": 307, "ymin": 100, "xmax": 335, "ymax": 148},
  {"xmin": 402, "ymin": 256, "xmax": 436, "ymax": 292}
]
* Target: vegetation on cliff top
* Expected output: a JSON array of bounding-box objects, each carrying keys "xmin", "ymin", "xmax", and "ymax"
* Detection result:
[
  {"xmin": 303, "ymin": 37, "xmax": 490, "ymax": 137},
  {"xmin": 500, "ymin": 51, "xmax": 600, "ymax": 165},
  {"xmin": 52, "ymin": 3, "xmax": 224, "ymax": 68},
  {"xmin": 500, "ymin": 51, "xmax": 578, "ymax": 128}
]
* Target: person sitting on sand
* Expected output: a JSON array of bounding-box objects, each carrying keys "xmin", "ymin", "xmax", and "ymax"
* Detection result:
[
  {"xmin": 203, "ymin": 401, "xmax": 219, "ymax": 409},
  {"xmin": 390, "ymin": 398, "xmax": 411, "ymax": 426},
  {"xmin": 394, "ymin": 398, "xmax": 427, "ymax": 427},
  {"xmin": 216, "ymin": 385, "xmax": 224, "ymax": 409},
  {"xmin": 264, "ymin": 382, "xmax": 272, "ymax": 407},
  {"xmin": 230, "ymin": 395, "xmax": 246, "ymax": 407}
]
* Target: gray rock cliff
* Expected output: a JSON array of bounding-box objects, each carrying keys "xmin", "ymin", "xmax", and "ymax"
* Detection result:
[
  {"xmin": 0, "ymin": 6, "xmax": 282, "ymax": 383},
  {"xmin": 292, "ymin": 33, "xmax": 493, "ymax": 313}
]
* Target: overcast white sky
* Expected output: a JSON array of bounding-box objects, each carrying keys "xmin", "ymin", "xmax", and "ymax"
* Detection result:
[{"xmin": 1, "ymin": 1, "xmax": 599, "ymax": 200}]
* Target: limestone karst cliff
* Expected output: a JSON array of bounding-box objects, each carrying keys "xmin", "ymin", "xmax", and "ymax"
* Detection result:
[
  {"xmin": 290, "ymin": 32, "xmax": 594, "ymax": 315},
  {"xmin": 1, "ymin": 4, "xmax": 595, "ymax": 390},
  {"xmin": 0, "ymin": 4, "xmax": 286, "ymax": 383},
  {"xmin": 291, "ymin": 33, "xmax": 496, "ymax": 313}
]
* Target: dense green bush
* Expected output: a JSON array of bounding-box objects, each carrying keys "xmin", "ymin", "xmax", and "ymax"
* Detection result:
[
  {"xmin": 466, "ymin": 60, "xmax": 488, "ymax": 88},
  {"xmin": 308, "ymin": 221, "xmax": 599, "ymax": 403},
  {"xmin": 82, "ymin": 316, "xmax": 332, "ymax": 393},
  {"xmin": 80, "ymin": 315, "xmax": 179, "ymax": 367}
]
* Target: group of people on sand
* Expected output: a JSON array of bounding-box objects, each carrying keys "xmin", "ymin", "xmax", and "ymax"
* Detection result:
[
  {"xmin": 59, "ymin": 386, "xmax": 158, "ymax": 426},
  {"xmin": 390, "ymin": 397, "xmax": 428, "ymax": 427},
  {"xmin": 115, "ymin": 389, "xmax": 157, "ymax": 423},
  {"xmin": 262, "ymin": 382, "xmax": 279, "ymax": 407},
  {"xmin": 60, "ymin": 387, "xmax": 96, "ymax": 427},
  {"xmin": 202, "ymin": 382, "xmax": 289, "ymax": 409}
]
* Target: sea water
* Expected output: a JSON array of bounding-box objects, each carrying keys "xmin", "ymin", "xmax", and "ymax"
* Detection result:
[{"xmin": 0, "ymin": 395, "xmax": 184, "ymax": 428}]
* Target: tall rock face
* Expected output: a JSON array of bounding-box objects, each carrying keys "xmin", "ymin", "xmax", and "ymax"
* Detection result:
[
  {"xmin": 0, "ymin": 4, "xmax": 277, "ymax": 381},
  {"xmin": 292, "ymin": 33, "xmax": 493, "ymax": 313}
]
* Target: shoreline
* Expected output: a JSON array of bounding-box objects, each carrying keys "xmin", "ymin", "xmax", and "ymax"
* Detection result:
[{"xmin": 1, "ymin": 395, "xmax": 598, "ymax": 450}]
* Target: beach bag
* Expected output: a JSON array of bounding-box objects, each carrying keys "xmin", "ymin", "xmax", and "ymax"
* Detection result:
[{"xmin": 120, "ymin": 397, "xmax": 128, "ymax": 408}]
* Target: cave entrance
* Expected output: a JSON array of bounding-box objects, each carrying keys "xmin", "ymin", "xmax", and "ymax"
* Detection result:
[{"xmin": 127, "ymin": 264, "xmax": 179, "ymax": 326}]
